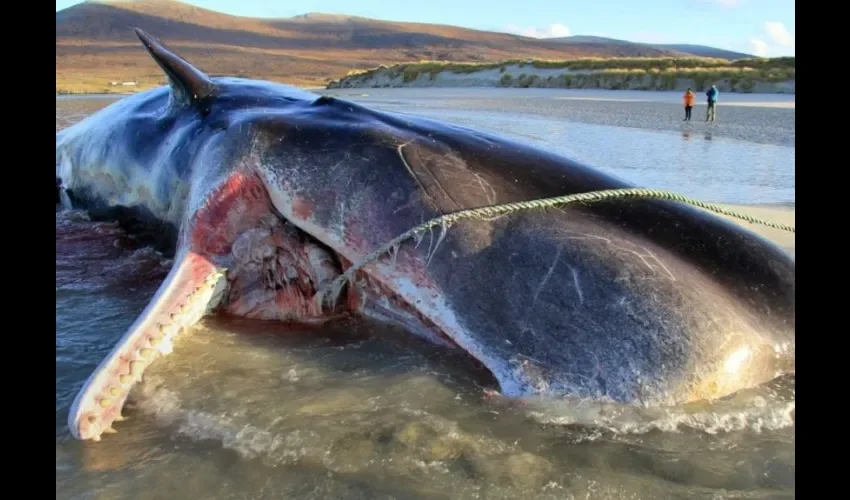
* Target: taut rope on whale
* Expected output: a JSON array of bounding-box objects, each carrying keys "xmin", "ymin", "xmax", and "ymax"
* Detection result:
[{"xmin": 56, "ymin": 28, "xmax": 795, "ymax": 442}]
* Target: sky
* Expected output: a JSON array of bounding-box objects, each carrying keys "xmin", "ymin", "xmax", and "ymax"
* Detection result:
[{"xmin": 55, "ymin": 0, "xmax": 795, "ymax": 57}]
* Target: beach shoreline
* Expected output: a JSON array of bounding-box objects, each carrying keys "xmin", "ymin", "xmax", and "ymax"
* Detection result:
[{"xmin": 322, "ymin": 88, "xmax": 796, "ymax": 148}]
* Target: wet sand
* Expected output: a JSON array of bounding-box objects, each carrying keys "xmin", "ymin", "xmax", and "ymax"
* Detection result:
[{"xmin": 324, "ymin": 88, "xmax": 796, "ymax": 148}]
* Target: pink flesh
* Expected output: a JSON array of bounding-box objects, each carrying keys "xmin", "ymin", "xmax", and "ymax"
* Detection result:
[
  {"xmin": 192, "ymin": 171, "xmax": 349, "ymax": 322},
  {"xmin": 222, "ymin": 214, "xmax": 342, "ymax": 321}
]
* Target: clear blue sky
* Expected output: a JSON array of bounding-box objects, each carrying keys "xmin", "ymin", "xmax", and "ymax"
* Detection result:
[{"xmin": 55, "ymin": 0, "xmax": 795, "ymax": 57}]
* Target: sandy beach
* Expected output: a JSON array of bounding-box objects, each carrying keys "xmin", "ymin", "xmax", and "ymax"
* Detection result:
[
  {"xmin": 536, "ymin": 98, "xmax": 796, "ymax": 147},
  {"xmin": 324, "ymin": 88, "xmax": 796, "ymax": 147}
]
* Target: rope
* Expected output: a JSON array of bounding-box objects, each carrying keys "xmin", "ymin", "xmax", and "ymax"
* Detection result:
[{"xmin": 315, "ymin": 187, "xmax": 795, "ymax": 307}]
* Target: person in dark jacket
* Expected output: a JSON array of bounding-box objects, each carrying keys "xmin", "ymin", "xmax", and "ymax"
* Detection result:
[{"xmin": 705, "ymin": 85, "xmax": 719, "ymax": 122}]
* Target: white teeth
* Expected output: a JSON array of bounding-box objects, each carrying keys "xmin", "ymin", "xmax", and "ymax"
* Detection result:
[
  {"xmin": 163, "ymin": 322, "xmax": 180, "ymax": 336},
  {"xmin": 157, "ymin": 336, "xmax": 175, "ymax": 355},
  {"xmin": 67, "ymin": 249, "xmax": 230, "ymax": 442}
]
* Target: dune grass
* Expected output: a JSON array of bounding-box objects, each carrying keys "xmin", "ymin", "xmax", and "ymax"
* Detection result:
[{"xmin": 335, "ymin": 56, "xmax": 795, "ymax": 91}]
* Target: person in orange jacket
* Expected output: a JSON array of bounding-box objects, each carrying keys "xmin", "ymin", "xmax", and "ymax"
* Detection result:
[{"xmin": 683, "ymin": 88, "xmax": 695, "ymax": 121}]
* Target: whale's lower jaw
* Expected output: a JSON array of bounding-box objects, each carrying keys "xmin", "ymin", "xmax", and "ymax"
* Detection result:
[{"xmin": 67, "ymin": 250, "xmax": 226, "ymax": 440}]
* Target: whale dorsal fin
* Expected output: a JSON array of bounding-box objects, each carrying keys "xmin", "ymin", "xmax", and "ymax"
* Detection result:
[{"xmin": 133, "ymin": 28, "xmax": 216, "ymax": 107}]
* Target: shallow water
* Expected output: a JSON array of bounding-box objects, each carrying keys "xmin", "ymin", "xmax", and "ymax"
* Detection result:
[{"xmin": 56, "ymin": 90, "xmax": 795, "ymax": 499}]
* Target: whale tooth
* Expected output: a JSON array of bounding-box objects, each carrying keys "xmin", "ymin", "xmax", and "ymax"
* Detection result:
[
  {"xmin": 129, "ymin": 360, "xmax": 144, "ymax": 376},
  {"xmin": 108, "ymin": 386, "xmax": 121, "ymax": 397},
  {"xmin": 139, "ymin": 348, "xmax": 156, "ymax": 359},
  {"xmin": 119, "ymin": 374, "xmax": 133, "ymax": 385},
  {"xmin": 98, "ymin": 398, "xmax": 112, "ymax": 408},
  {"xmin": 114, "ymin": 413, "xmax": 127, "ymax": 422},
  {"xmin": 157, "ymin": 337, "xmax": 175, "ymax": 355},
  {"xmin": 103, "ymin": 427, "xmax": 118, "ymax": 434}
]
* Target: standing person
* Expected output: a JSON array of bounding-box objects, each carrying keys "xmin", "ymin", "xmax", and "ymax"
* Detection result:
[
  {"xmin": 705, "ymin": 85, "xmax": 719, "ymax": 122},
  {"xmin": 683, "ymin": 87, "xmax": 695, "ymax": 121}
]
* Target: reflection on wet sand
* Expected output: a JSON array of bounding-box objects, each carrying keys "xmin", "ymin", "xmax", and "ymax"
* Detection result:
[{"xmin": 681, "ymin": 130, "xmax": 713, "ymax": 141}]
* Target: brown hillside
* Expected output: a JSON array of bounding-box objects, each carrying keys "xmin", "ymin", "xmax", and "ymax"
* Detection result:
[{"xmin": 56, "ymin": 0, "xmax": 679, "ymax": 92}]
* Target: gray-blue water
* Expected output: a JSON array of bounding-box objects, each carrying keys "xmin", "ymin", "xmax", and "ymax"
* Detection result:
[{"xmin": 56, "ymin": 89, "xmax": 795, "ymax": 500}]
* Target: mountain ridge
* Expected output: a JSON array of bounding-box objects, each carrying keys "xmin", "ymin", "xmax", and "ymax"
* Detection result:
[{"xmin": 56, "ymin": 0, "xmax": 763, "ymax": 92}]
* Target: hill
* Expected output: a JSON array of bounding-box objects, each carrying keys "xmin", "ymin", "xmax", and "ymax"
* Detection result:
[
  {"xmin": 651, "ymin": 44, "xmax": 754, "ymax": 60},
  {"xmin": 56, "ymin": 0, "xmax": 683, "ymax": 92},
  {"xmin": 550, "ymin": 35, "xmax": 653, "ymax": 47},
  {"xmin": 548, "ymin": 36, "xmax": 753, "ymax": 60}
]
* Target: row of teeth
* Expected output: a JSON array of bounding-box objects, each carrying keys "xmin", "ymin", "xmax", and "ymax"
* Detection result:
[{"xmin": 86, "ymin": 271, "xmax": 226, "ymax": 440}]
